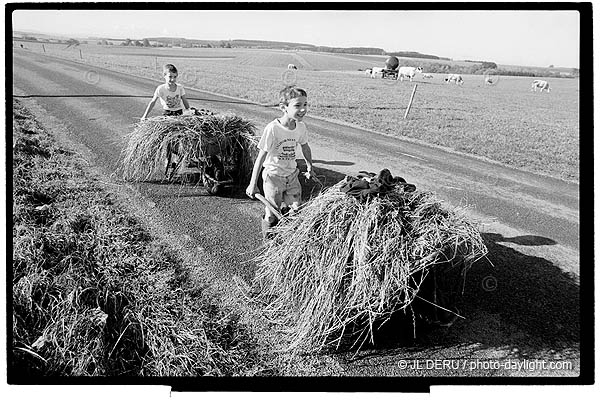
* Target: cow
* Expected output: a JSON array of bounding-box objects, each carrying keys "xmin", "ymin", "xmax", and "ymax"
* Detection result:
[
  {"xmin": 287, "ymin": 64, "xmax": 297, "ymax": 70},
  {"xmin": 531, "ymin": 79, "xmax": 550, "ymax": 92},
  {"xmin": 398, "ymin": 66, "xmax": 423, "ymax": 82},
  {"xmin": 422, "ymin": 73, "xmax": 434, "ymax": 79},
  {"xmin": 445, "ymin": 74, "xmax": 464, "ymax": 85},
  {"xmin": 370, "ymin": 67, "xmax": 384, "ymax": 79}
]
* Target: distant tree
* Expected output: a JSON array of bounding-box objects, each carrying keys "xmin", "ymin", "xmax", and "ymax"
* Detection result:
[
  {"xmin": 206, "ymin": 43, "xmax": 212, "ymax": 48},
  {"xmin": 101, "ymin": 39, "xmax": 109, "ymax": 46},
  {"xmin": 142, "ymin": 38, "xmax": 151, "ymax": 47},
  {"xmin": 123, "ymin": 38, "xmax": 132, "ymax": 46},
  {"xmin": 481, "ymin": 61, "xmax": 497, "ymax": 69},
  {"xmin": 133, "ymin": 40, "xmax": 142, "ymax": 47},
  {"xmin": 549, "ymin": 64, "xmax": 555, "ymax": 68}
]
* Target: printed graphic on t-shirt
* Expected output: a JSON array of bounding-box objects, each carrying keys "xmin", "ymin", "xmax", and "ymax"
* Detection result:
[
  {"xmin": 165, "ymin": 94, "xmax": 180, "ymax": 108},
  {"xmin": 278, "ymin": 140, "xmax": 297, "ymax": 160}
]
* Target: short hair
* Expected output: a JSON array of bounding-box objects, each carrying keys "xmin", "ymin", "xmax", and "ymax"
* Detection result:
[
  {"xmin": 163, "ymin": 64, "xmax": 178, "ymax": 75},
  {"xmin": 279, "ymin": 85, "xmax": 307, "ymax": 105}
]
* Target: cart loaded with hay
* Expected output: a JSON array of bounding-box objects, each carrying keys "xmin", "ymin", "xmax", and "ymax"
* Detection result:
[
  {"xmin": 252, "ymin": 169, "xmax": 488, "ymax": 354},
  {"xmin": 121, "ymin": 108, "xmax": 258, "ymax": 194}
]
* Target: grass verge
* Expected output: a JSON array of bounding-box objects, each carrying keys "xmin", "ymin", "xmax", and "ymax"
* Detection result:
[{"xmin": 11, "ymin": 99, "xmax": 264, "ymax": 376}]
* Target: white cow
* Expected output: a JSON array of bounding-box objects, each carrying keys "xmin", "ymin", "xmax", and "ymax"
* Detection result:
[
  {"xmin": 371, "ymin": 67, "xmax": 384, "ymax": 79},
  {"xmin": 531, "ymin": 79, "xmax": 550, "ymax": 92},
  {"xmin": 445, "ymin": 74, "xmax": 464, "ymax": 85},
  {"xmin": 422, "ymin": 73, "xmax": 434, "ymax": 79},
  {"xmin": 287, "ymin": 64, "xmax": 297, "ymax": 70},
  {"xmin": 398, "ymin": 66, "xmax": 423, "ymax": 81}
]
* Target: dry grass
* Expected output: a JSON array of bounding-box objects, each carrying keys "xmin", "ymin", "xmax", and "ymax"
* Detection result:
[
  {"xmin": 253, "ymin": 181, "xmax": 488, "ymax": 354},
  {"xmin": 121, "ymin": 113, "xmax": 258, "ymax": 183},
  {"xmin": 12, "ymin": 100, "xmax": 263, "ymax": 376}
]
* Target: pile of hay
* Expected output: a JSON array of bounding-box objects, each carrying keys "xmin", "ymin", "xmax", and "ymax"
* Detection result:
[
  {"xmin": 253, "ymin": 180, "xmax": 488, "ymax": 353},
  {"xmin": 121, "ymin": 112, "xmax": 258, "ymax": 182}
]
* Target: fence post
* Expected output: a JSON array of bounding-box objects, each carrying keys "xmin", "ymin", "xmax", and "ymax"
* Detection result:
[
  {"xmin": 404, "ymin": 84, "xmax": 418, "ymax": 119},
  {"xmin": 79, "ymin": 49, "xmax": 83, "ymax": 59},
  {"xmin": 42, "ymin": 44, "xmax": 46, "ymax": 53}
]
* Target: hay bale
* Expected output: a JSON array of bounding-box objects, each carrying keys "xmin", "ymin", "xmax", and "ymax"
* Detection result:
[
  {"xmin": 121, "ymin": 112, "xmax": 258, "ymax": 182},
  {"xmin": 253, "ymin": 180, "xmax": 488, "ymax": 353}
]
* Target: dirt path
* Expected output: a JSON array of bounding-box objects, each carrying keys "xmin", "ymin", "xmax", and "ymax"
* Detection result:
[{"xmin": 11, "ymin": 49, "xmax": 583, "ymax": 378}]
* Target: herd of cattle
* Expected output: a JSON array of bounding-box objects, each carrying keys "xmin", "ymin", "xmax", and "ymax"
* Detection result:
[
  {"xmin": 362, "ymin": 65, "xmax": 551, "ymax": 92},
  {"xmin": 286, "ymin": 63, "xmax": 551, "ymax": 92}
]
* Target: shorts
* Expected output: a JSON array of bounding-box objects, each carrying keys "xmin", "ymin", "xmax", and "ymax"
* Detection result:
[
  {"xmin": 163, "ymin": 109, "xmax": 183, "ymax": 116},
  {"xmin": 262, "ymin": 168, "xmax": 302, "ymax": 215}
]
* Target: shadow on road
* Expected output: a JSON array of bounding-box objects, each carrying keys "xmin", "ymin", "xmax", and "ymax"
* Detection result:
[
  {"xmin": 484, "ymin": 233, "xmax": 557, "ymax": 246},
  {"xmin": 341, "ymin": 233, "xmax": 580, "ymax": 360},
  {"xmin": 313, "ymin": 159, "xmax": 355, "ymax": 167}
]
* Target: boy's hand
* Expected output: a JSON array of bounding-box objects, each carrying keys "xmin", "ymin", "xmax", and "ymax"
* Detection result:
[
  {"xmin": 304, "ymin": 170, "xmax": 322, "ymax": 185},
  {"xmin": 246, "ymin": 184, "xmax": 259, "ymax": 198}
]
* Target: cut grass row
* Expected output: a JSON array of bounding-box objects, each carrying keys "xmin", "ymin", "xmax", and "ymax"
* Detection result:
[{"xmin": 11, "ymin": 99, "xmax": 265, "ymax": 376}]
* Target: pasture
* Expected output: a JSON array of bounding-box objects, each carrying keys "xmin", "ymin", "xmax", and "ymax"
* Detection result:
[{"xmin": 16, "ymin": 42, "xmax": 579, "ymax": 182}]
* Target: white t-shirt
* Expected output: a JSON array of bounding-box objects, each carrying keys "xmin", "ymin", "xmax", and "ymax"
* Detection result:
[
  {"xmin": 258, "ymin": 119, "xmax": 309, "ymax": 176},
  {"xmin": 153, "ymin": 83, "xmax": 186, "ymax": 111}
]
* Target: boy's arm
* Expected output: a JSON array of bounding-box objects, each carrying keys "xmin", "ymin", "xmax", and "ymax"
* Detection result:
[
  {"xmin": 141, "ymin": 96, "xmax": 158, "ymax": 120},
  {"xmin": 245, "ymin": 149, "xmax": 268, "ymax": 198},
  {"xmin": 300, "ymin": 143, "xmax": 314, "ymax": 177},
  {"xmin": 181, "ymin": 94, "xmax": 190, "ymax": 110}
]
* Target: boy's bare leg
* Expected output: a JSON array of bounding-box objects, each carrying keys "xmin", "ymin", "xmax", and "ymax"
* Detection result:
[
  {"xmin": 283, "ymin": 181, "xmax": 302, "ymax": 216},
  {"xmin": 261, "ymin": 172, "xmax": 284, "ymax": 240},
  {"xmin": 262, "ymin": 207, "xmax": 281, "ymax": 240}
]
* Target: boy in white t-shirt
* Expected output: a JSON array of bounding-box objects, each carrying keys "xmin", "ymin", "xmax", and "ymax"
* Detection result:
[
  {"xmin": 246, "ymin": 86, "xmax": 315, "ymax": 239},
  {"xmin": 141, "ymin": 63, "xmax": 190, "ymax": 119}
]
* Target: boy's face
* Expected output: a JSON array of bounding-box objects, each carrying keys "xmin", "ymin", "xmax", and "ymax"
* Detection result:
[
  {"xmin": 281, "ymin": 96, "xmax": 308, "ymax": 121},
  {"xmin": 164, "ymin": 72, "xmax": 177, "ymax": 85}
]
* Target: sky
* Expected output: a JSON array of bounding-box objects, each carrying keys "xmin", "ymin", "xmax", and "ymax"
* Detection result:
[{"xmin": 11, "ymin": 8, "xmax": 581, "ymax": 68}]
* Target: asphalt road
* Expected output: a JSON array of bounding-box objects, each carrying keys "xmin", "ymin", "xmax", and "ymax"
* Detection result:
[{"xmin": 11, "ymin": 49, "xmax": 582, "ymax": 378}]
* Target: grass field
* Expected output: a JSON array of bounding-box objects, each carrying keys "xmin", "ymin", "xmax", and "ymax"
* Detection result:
[{"xmin": 15, "ymin": 42, "xmax": 579, "ymax": 182}]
